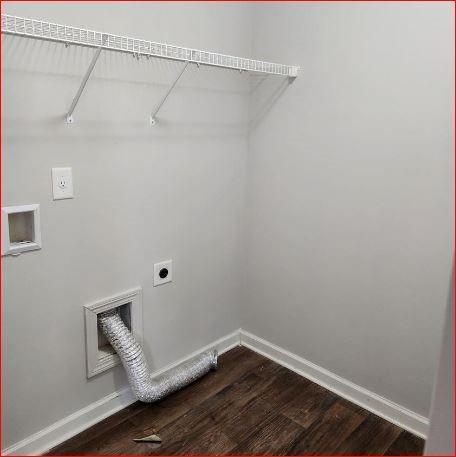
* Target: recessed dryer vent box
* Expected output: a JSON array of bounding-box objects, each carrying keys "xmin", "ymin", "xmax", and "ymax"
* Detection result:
[
  {"xmin": 2, "ymin": 204, "xmax": 42, "ymax": 256},
  {"xmin": 84, "ymin": 287, "xmax": 143, "ymax": 378}
]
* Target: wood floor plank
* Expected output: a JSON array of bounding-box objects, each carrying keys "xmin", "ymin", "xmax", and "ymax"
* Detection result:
[
  {"xmin": 249, "ymin": 356, "xmax": 285, "ymax": 379},
  {"xmin": 229, "ymin": 413, "xmax": 306, "ymax": 455},
  {"xmin": 150, "ymin": 421, "xmax": 237, "ymax": 455},
  {"xmin": 153, "ymin": 372, "xmax": 271, "ymax": 441},
  {"xmin": 384, "ymin": 430, "xmax": 425, "ymax": 456},
  {"xmin": 221, "ymin": 396, "xmax": 278, "ymax": 444},
  {"xmin": 48, "ymin": 347, "xmax": 424, "ymax": 456},
  {"xmin": 280, "ymin": 382, "xmax": 339, "ymax": 429},
  {"xmin": 289, "ymin": 400, "xmax": 366, "ymax": 455},
  {"xmin": 334, "ymin": 414, "xmax": 403, "ymax": 455},
  {"xmin": 142, "ymin": 370, "xmax": 282, "ymax": 455},
  {"xmin": 142, "ymin": 372, "xmax": 269, "ymax": 457},
  {"xmin": 258, "ymin": 365, "xmax": 312, "ymax": 409}
]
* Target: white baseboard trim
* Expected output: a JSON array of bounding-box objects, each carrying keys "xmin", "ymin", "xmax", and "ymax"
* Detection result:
[
  {"xmin": 151, "ymin": 328, "xmax": 241, "ymax": 379},
  {"xmin": 2, "ymin": 387, "xmax": 137, "ymax": 456},
  {"xmin": 239, "ymin": 329, "xmax": 429, "ymax": 439},
  {"xmin": 5, "ymin": 327, "xmax": 429, "ymax": 455},
  {"xmin": 2, "ymin": 329, "xmax": 241, "ymax": 456}
]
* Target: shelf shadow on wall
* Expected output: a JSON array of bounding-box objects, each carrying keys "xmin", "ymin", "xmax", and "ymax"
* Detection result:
[
  {"xmin": 3, "ymin": 34, "xmax": 295, "ymax": 138},
  {"xmin": 248, "ymin": 75, "xmax": 292, "ymax": 133},
  {"xmin": 2, "ymin": 34, "xmax": 251, "ymax": 137}
]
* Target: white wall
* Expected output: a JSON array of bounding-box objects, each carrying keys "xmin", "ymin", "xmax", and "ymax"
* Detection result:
[
  {"xmin": 425, "ymin": 277, "xmax": 454, "ymax": 455},
  {"xmin": 2, "ymin": 2, "xmax": 251, "ymax": 449},
  {"xmin": 2, "ymin": 1, "xmax": 453, "ymax": 451},
  {"xmin": 245, "ymin": 2, "xmax": 453, "ymax": 419}
]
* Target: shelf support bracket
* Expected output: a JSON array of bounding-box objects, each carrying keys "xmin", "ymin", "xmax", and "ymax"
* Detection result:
[
  {"xmin": 150, "ymin": 61, "xmax": 190, "ymax": 126},
  {"xmin": 65, "ymin": 34, "xmax": 108, "ymax": 124}
]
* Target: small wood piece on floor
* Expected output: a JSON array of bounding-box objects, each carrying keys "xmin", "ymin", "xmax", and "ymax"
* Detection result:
[{"xmin": 133, "ymin": 433, "xmax": 162, "ymax": 443}]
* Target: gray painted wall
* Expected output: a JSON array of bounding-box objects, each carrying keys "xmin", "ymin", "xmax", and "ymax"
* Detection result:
[
  {"xmin": 425, "ymin": 277, "xmax": 454, "ymax": 455},
  {"xmin": 2, "ymin": 1, "xmax": 453, "ymax": 450},
  {"xmin": 2, "ymin": 2, "xmax": 250, "ymax": 449},
  {"xmin": 245, "ymin": 2, "xmax": 453, "ymax": 419}
]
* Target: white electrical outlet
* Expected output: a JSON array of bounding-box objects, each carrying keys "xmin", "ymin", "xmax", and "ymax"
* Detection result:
[
  {"xmin": 154, "ymin": 260, "xmax": 173, "ymax": 286},
  {"xmin": 52, "ymin": 167, "xmax": 74, "ymax": 200}
]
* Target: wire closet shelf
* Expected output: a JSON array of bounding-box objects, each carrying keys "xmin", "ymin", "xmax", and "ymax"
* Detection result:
[
  {"xmin": 1, "ymin": 14, "xmax": 299, "ymax": 124},
  {"xmin": 1, "ymin": 14, "xmax": 299, "ymax": 77}
]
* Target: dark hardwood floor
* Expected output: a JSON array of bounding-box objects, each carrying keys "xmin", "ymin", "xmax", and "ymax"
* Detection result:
[{"xmin": 48, "ymin": 347, "xmax": 424, "ymax": 455}]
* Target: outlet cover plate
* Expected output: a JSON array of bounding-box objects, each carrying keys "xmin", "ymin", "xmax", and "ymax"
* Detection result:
[
  {"xmin": 52, "ymin": 167, "xmax": 74, "ymax": 200},
  {"xmin": 154, "ymin": 260, "xmax": 173, "ymax": 286}
]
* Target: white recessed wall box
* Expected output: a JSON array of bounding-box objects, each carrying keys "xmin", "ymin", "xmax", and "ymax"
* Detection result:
[
  {"xmin": 84, "ymin": 287, "xmax": 143, "ymax": 378},
  {"xmin": 1, "ymin": 204, "xmax": 42, "ymax": 256}
]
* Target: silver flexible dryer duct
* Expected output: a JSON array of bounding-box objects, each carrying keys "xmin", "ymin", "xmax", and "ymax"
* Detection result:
[{"xmin": 98, "ymin": 310, "xmax": 218, "ymax": 403}]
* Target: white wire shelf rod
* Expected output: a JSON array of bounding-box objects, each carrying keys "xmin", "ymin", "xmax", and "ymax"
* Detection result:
[{"xmin": 1, "ymin": 14, "xmax": 299, "ymax": 78}]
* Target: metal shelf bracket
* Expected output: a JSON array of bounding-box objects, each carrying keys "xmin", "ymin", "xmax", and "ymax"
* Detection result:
[
  {"xmin": 150, "ymin": 61, "xmax": 190, "ymax": 126},
  {"xmin": 65, "ymin": 34, "xmax": 108, "ymax": 124}
]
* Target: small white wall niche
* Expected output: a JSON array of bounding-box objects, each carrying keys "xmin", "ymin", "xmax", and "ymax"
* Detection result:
[
  {"xmin": 84, "ymin": 287, "xmax": 143, "ymax": 378},
  {"xmin": 1, "ymin": 204, "xmax": 42, "ymax": 256}
]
